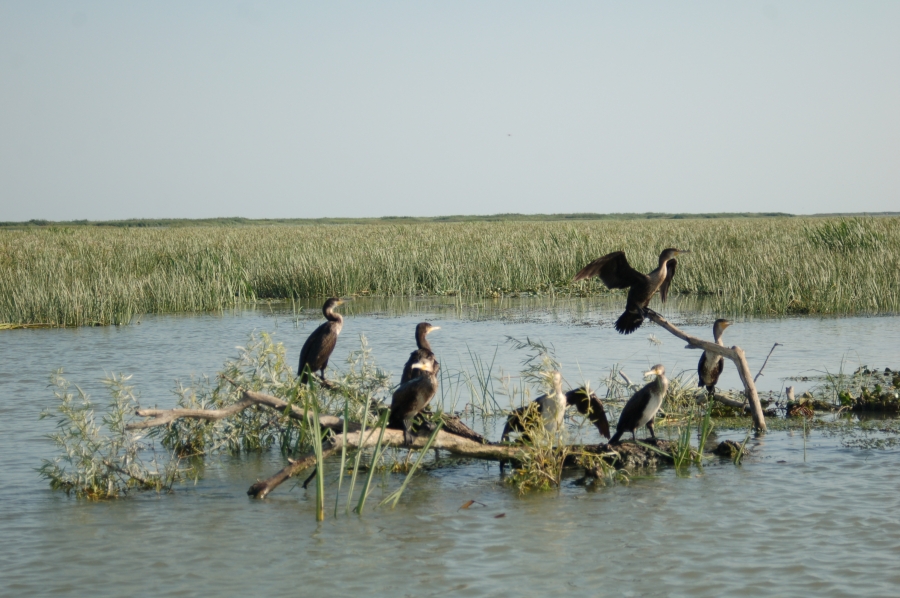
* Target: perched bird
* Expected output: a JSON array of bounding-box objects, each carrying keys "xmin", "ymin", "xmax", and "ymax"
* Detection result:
[
  {"xmin": 573, "ymin": 248, "xmax": 689, "ymax": 334},
  {"xmin": 698, "ymin": 319, "xmax": 732, "ymax": 395},
  {"xmin": 400, "ymin": 322, "xmax": 440, "ymax": 384},
  {"xmin": 609, "ymin": 364, "xmax": 669, "ymax": 444},
  {"xmin": 501, "ymin": 371, "xmax": 566, "ymax": 443},
  {"xmin": 297, "ymin": 297, "xmax": 345, "ymax": 384},
  {"xmin": 500, "ymin": 371, "xmax": 566, "ymax": 472},
  {"xmin": 389, "ymin": 360, "xmax": 440, "ymax": 446},
  {"xmin": 565, "ymin": 387, "xmax": 611, "ymax": 440}
]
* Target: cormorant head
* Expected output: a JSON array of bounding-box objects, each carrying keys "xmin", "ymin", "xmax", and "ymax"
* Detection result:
[
  {"xmin": 416, "ymin": 322, "xmax": 440, "ymax": 337},
  {"xmin": 713, "ymin": 318, "xmax": 732, "ymax": 338},
  {"xmin": 322, "ymin": 297, "xmax": 345, "ymax": 313},
  {"xmin": 539, "ymin": 370, "xmax": 563, "ymax": 394},
  {"xmin": 658, "ymin": 248, "xmax": 690, "ymax": 263},
  {"xmin": 643, "ymin": 364, "xmax": 666, "ymax": 378}
]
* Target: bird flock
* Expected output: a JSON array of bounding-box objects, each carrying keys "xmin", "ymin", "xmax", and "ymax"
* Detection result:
[{"xmin": 297, "ymin": 248, "xmax": 733, "ymax": 455}]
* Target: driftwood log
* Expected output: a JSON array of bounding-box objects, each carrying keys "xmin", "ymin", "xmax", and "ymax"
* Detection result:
[
  {"xmin": 126, "ymin": 386, "xmax": 524, "ymax": 498},
  {"xmin": 127, "ymin": 385, "xmax": 729, "ymax": 498},
  {"xmin": 645, "ymin": 309, "xmax": 767, "ymax": 431}
]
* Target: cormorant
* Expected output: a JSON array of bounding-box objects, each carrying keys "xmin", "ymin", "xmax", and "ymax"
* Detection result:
[
  {"xmin": 698, "ymin": 319, "xmax": 732, "ymax": 395},
  {"xmin": 565, "ymin": 387, "xmax": 611, "ymax": 440},
  {"xmin": 609, "ymin": 364, "xmax": 668, "ymax": 444},
  {"xmin": 501, "ymin": 371, "xmax": 566, "ymax": 443},
  {"xmin": 389, "ymin": 360, "xmax": 439, "ymax": 446},
  {"xmin": 297, "ymin": 297, "xmax": 345, "ymax": 384},
  {"xmin": 573, "ymin": 248, "xmax": 689, "ymax": 334},
  {"xmin": 400, "ymin": 322, "xmax": 440, "ymax": 384}
]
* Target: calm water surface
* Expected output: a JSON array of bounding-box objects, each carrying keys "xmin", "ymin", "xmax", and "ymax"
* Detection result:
[{"xmin": 2, "ymin": 297, "xmax": 899, "ymax": 596}]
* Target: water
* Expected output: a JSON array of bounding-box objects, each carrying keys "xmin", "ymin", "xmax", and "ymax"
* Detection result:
[{"xmin": 2, "ymin": 297, "xmax": 900, "ymax": 596}]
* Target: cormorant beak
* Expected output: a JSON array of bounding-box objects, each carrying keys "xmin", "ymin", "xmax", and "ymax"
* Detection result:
[
  {"xmin": 643, "ymin": 366, "xmax": 662, "ymax": 378},
  {"xmin": 411, "ymin": 361, "xmax": 432, "ymax": 373},
  {"xmin": 677, "ymin": 249, "xmax": 691, "ymax": 255},
  {"xmin": 429, "ymin": 326, "xmax": 441, "ymax": 333}
]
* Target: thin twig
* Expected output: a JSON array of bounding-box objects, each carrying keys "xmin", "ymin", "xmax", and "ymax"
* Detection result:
[{"xmin": 754, "ymin": 343, "xmax": 782, "ymax": 383}]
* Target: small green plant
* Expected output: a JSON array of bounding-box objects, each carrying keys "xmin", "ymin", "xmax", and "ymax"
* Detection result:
[
  {"xmin": 38, "ymin": 371, "xmax": 187, "ymax": 499},
  {"xmin": 355, "ymin": 412, "xmax": 389, "ymax": 515},
  {"xmin": 380, "ymin": 421, "xmax": 444, "ymax": 508},
  {"xmin": 734, "ymin": 432, "xmax": 751, "ymax": 465}
]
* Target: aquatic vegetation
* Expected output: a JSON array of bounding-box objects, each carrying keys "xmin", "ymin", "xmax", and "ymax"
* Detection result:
[
  {"xmin": 2, "ymin": 216, "xmax": 899, "ymax": 326},
  {"xmin": 38, "ymin": 371, "xmax": 188, "ymax": 499},
  {"xmin": 803, "ymin": 364, "xmax": 900, "ymax": 413}
]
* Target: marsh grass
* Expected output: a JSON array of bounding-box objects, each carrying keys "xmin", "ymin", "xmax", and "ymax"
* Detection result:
[{"xmin": 3, "ymin": 217, "xmax": 899, "ymax": 326}]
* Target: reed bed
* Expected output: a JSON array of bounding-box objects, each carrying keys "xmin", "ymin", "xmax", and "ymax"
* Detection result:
[{"xmin": 3, "ymin": 217, "xmax": 899, "ymax": 326}]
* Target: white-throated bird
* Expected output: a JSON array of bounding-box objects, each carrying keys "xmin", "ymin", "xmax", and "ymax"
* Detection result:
[
  {"xmin": 609, "ymin": 364, "xmax": 668, "ymax": 444},
  {"xmin": 698, "ymin": 319, "xmax": 732, "ymax": 395}
]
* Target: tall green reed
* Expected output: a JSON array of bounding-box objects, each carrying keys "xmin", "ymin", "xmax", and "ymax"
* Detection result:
[{"xmin": 3, "ymin": 217, "xmax": 899, "ymax": 326}]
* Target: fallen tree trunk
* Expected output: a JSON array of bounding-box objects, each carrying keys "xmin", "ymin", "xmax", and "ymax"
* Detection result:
[
  {"xmin": 645, "ymin": 310, "xmax": 767, "ymax": 432},
  {"xmin": 248, "ymin": 425, "xmax": 519, "ymax": 498},
  {"xmin": 128, "ymin": 380, "xmax": 755, "ymax": 498}
]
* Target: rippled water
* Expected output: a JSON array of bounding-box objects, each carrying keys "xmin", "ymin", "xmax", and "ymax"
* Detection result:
[{"xmin": 2, "ymin": 297, "xmax": 899, "ymax": 596}]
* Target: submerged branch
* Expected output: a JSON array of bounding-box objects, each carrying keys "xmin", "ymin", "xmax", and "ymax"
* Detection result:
[{"xmin": 248, "ymin": 427, "xmax": 517, "ymax": 498}]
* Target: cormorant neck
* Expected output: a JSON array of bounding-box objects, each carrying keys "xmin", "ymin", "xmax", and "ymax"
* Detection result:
[
  {"xmin": 415, "ymin": 329, "xmax": 432, "ymax": 351},
  {"xmin": 653, "ymin": 373, "xmax": 668, "ymax": 392},
  {"xmin": 552, "ymin": 378, "xmax": 564, "ymax": 403},
  {"xmin": 324, "ymin": 307, "xmax": 342, "ymax": 323}
]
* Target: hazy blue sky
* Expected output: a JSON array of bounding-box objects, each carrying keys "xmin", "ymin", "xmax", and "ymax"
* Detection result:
[{"xmin": 1, "ymin": 1, "xmax": 898, "ymax": 221}]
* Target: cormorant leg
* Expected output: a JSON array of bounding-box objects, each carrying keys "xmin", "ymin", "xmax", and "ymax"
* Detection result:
[
  {"xmin": 403, "ymin": 419, "xmax": 414, "ymax": 447},
  {"xmin": 646, "ymin": 421, "xmax": 656, "ymax": 439},
  {"xmin": 630, "ymin": 430, "xmax": 637, "ymax": 441},
  {"xmin": 301, "ymin": 466, "xmax": 318, "ymax": 489}
]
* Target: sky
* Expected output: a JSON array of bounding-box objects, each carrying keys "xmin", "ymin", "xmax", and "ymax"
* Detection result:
[{"xmin": 1, "ymin": 1, "xmax": 898, "ymax": 221}]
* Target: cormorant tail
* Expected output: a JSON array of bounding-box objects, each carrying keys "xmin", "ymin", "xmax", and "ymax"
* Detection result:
[
  {"xmin": 615, "ymin": 310, "xmax": 644, "ymax": 335},
  {"xmin": 609, "ymin": 430, "xmax": 624, "ymax": 445}
]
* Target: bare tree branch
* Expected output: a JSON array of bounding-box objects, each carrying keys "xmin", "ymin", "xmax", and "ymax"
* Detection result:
[
  {"xmin": 754, "ymin": 343, "xmax": 782, "ymax": 383},
  {"xmin": 645, "ymin": 309, "xmax": 767, "ymax": 432}
]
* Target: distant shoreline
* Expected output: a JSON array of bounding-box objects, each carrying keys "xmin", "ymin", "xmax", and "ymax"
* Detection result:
[{"xmin": 2, "ymin": 211, "xmax": 899, "ymax": 229}]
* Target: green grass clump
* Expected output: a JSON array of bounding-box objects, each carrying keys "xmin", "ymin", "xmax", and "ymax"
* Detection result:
[{"xmin": 2, "ymin": 216, "xmax": 899, "ymax": 326}]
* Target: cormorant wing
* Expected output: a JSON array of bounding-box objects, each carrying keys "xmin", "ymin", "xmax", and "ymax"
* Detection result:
[
  {"xmin": 573, "ymin": 251, "xmax": 645, "ymax": 289},
  {"xmin": 697, "ymin": 351, "xmax": 708, "ymax": 387},
  {"xmin": 566, "ymin": 389, "xmax": 611, "ymax": 439},
  {"xmin": 617, "ymin": 384, "xmax": 652, "ymax": 430},
  {"xmin": 658, "ymin": 258, "xmax": 677, "ymax": 303},
  {"xmin": 298, "ymin": 321, "xmax": 338, "ymax": 375}
]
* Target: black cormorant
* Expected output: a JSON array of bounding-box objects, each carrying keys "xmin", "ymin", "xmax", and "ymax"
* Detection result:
[
  {"xmin": 297, "ymin": 297, "xmax": 345, "ymax": 384},
  {"xmin": 698, "ymin": 319, "xmax": 732, "ymax": 395},
  {"xmin": 574, "ymin": 248, "xmax": 689, "ymax": 334},
  {"xmin": 400, "ymin": 322, "xmax": 440, "ymax": 384},
  {"xmin": 389, "ymin": 360, "xmax": 439, "ymax": 446},
  {"xmin": 609, "ymin": 364, "xmax": 668, "ymax": 444}
]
